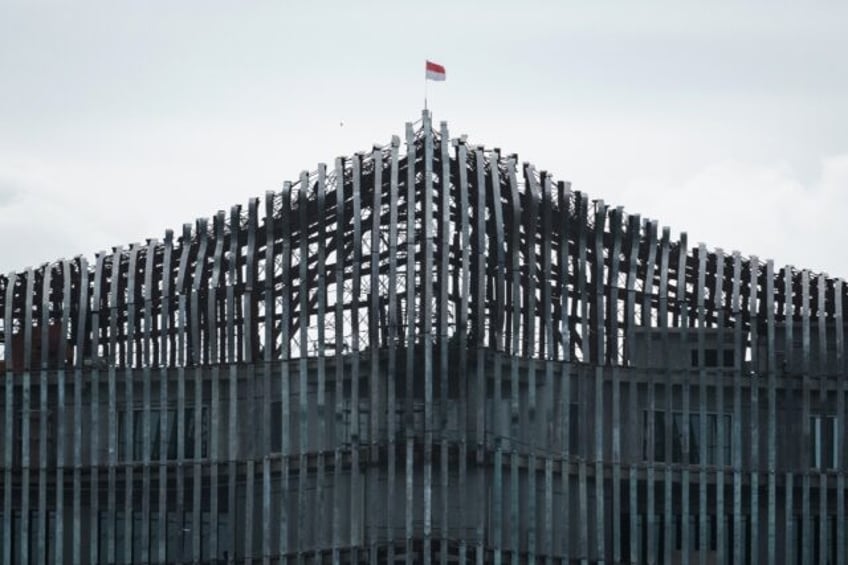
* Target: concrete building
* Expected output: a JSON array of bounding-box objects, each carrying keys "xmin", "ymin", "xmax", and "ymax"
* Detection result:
[{"xmin": 1, "ymin": 111, "xmax": 846, "ymax": 563}]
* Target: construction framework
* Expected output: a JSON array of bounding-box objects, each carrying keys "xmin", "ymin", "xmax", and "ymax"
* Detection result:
[{"xmin": 1, "ymin": 111, "xmax": 846, "ymax": 563}]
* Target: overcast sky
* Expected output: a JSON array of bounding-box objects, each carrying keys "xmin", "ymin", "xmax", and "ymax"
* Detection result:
[{"xmin": 1, "ymin": 1, "xmax": 847, "ymax": 276}]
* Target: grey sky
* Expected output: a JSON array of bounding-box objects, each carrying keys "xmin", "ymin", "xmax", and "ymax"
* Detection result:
[{"xmin": 2, "ymin": 1, "xmax": 847, "ymax": 275}]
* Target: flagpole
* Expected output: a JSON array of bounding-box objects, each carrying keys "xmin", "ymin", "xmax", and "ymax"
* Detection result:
[{"xmin": 424, "ymin": 74, "xmax": 428, "ymax": 111}]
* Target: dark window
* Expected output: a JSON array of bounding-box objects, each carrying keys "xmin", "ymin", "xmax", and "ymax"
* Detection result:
[
  {"xmin": 647, "ymin": 411, "xmax": 731, "ymax": 465},
  {"xmin": 810, "ymin": 415, "xmax": 837, "ymax": 470},
  {"xmin": 119, "ymin": 407, "xmax": 209, "ymax": 461},
  {"xmin": 704, "ymin": 349, "xmax": 718, "ymax": 367},
  {"xmin": 723, "ymin": 350, "xmax": 734, "ymax": 367}
]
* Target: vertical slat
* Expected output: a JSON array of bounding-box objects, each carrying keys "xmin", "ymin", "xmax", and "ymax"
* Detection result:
[
  {"xmin": 540, "ymin": 172, "xmax": 554, "ymax": 563},
  {"xmin": 210, "ymin": 212, "xmax": 224, "ymax": 562},
  {"xmin": 2, "ymin": 272, "xmax": 16, "ymax": 565},
  {"xmin": 73, "ymin": 256, "xmax": 88, "ymax": 564},
  {"xmin": 802, "ymin": 269, "xmax": 811, "ymax": 565},
  {"xmin": 351, "ymin": 155, "xmax": 363, "ymax": 555},
  {"xmin": 177, "ymin": 223, "xmax": 195, "ymax": 564},
  {"xmin": 297, "ymin": 176, "xmax": 309, "ymax": 560},
  {"xmin": 679, "ymin": 234, "xmax": 691, "ymax": 565},
  {"xmin": 20, "ymin": 267, "xmax": 34, "ymax": 565},
  {"xmin": 124, "ymin": 244, "xmax": 140, "ymax": 563},
  {"xmin": 422, "ymin": 109, "xmax": 434, "ymax": 565},
  {"xmin": 454, "ymin": 138, "xmax": 470, "ymax": 563},
  {"xmin": 559, "ymin": 181, "xmax": 572, "ymax": 563},
  {"xmin": 593, "ymin": 202, "xmax": 608, "ymax": 565},
  {"xmin": 486, "ymin": 149, "xmax": 506, "ymax": 565},
  {"xmin": 438, "ymin": 122, "xmax": 450, "ymax": 565},
  {"xmin": 609, "ymin": 208, "xmax": 624, "ymax": 565},
  {"xmin": 224, "ymin": 206, "xmax": 239, "ymax": 563},
  {"xmin": 713, "ymin": 248, "xmax": 726, "ymax": 565},
  {"xmin": 315, "ymin": 163, "xmax": 328, "ymax": 562},
  {"xmin": 106, "ymin": 248, "xmax": 121, "ymax": 565},
  {"xmin": 246, "ymin": 198, "xmax": 260, "ymax": 563},
  {"xmin": 731, "ymin": 252, "xmax": 742, "ymax": 565},
  {"xmin": 765, "ymin": 260, "xmax": 776, "ymax": 565},
  {"xmin": 260, "ymin": 194, "xmax": 272, "ymax": 565},
  {"xmin": 748, "ymin": 257, "xmax": 760, "ymax": 565},
  {"xmin": 786, "ymin": 472, "xmax": 795, "ymax": 564},
  {"xmin": 505, "ymin": 157, "xmax": 521, "ymax": 565},
  {"xmin": 333, "ymin": 158, "xmax": 345, "ymax": 565},
  {"xmin": 159, "ymin": 231, "xmax": 174, "ymax": 564},
  {"xmin": 696, "ymin": 243, "xmax": 707, "ymax": 565},
  {"xmin": 644, "ymin": 220, "xmax": 658, "ymax": 565},
  {"xmin": 195, "ymin": 218, "xmax": 212, "ymax": 561},
  {"xmin": 37, "ymin": 265, "xmax": 52, "ymax": 565},
  {"xmin": 659, "ymin": 228, "xmax": 672, "ymax": 565},
  {"xmin": 369, "ymin": 149, "xmax": 383, "ymax": 561},
  {"xmin": 404, "ymin": 125, "xmax": 416, "ymax": 565},
  {"xmin": 387, "ymin": 137, "xmax": 400, "ymax": 561},
  {"xmin": 54, "ymin": 259, "xmax": 71, "ymax": 565},
  {"xmin": 87, "ymin": 252, "xmax": 103, "ymax": 565},
  {"xmin": 279, "ymin": 185, "xmax": 292, "ymax": 560},
  {"xmin": 625, "ymin": 215, "xmax": 642, "ymax": 563},
  {"xmin": 817, "ymin": 273, "xmax": 829, "ymax": 565},
  {"xmin": 140, "ymin": 240, "xmax": 155, "ymax": 564},
  {"xmin": 470, "ymin": 144, "xmax": 484, "ymax": 564},
  {"xmin": 836, "ymin": 279, "xmax": 845, "ymax": 565}
]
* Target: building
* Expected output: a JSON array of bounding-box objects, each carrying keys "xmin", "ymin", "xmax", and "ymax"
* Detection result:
[{"xmin": 1, "ymin": 111, "xmax": 846, "ymax": 563}]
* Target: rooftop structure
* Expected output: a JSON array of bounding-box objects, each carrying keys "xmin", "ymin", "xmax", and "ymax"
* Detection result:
[{"xmin": 1, "ymin": 111, "xmax": 846, "ymax": 564}]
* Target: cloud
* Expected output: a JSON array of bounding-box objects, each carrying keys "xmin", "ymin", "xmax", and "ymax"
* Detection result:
[{"xmin": 629, "ymin": 153, "xmax": 848, "ymax": 277}]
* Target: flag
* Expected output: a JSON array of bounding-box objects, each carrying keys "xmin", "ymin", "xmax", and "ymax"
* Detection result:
[{"xmin": 425, "ymin": 60, "xmax": 446, "ymax": 81}]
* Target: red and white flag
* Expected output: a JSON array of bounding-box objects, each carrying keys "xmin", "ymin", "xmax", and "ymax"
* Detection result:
[{"xmin": 425, "ymin": 60, "xmax": 446, "ymax": 81}]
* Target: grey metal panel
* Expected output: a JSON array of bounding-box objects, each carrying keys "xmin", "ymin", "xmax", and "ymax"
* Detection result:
[
  {"xmin": 262, "ymin": 192, "xmax": 274, "ymax": 560},
  {"xmin": 2, "ymin": 272, "xmax": 15, "ymax": 565},
  {"xmin": 786, "ymin": 472, "xmax": 795, "ymax": 564}
]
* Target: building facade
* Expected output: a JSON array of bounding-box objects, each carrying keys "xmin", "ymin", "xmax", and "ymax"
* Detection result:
[{"xmin": 1, "ymin": 111, "xmax": 846, "ymax": 563}]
